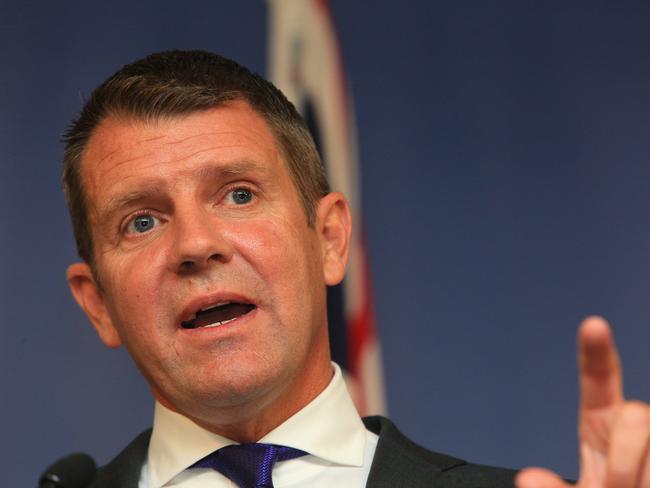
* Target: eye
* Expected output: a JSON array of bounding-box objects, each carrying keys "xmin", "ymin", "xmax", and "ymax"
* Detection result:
[
  {"xmin": 228, "ymin": 188, "xmax": 254, "ymax": 205},
  {"xmin": 126, "ymin": 214, "xmax": 159, "ymax": 234}
]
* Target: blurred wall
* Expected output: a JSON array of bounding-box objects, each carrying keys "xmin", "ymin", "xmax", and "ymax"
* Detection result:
[{"xmin": 2, "ymin": 1, "xmax": 650, "ymax": 485}]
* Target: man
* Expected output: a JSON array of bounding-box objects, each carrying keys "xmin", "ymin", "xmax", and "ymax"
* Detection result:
[{"xmin": 64, "ymin": 50, "xmax": 649, "ymax": 487}]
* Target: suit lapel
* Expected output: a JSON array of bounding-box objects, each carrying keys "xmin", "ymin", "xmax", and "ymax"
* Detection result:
[{"xmin": 89, "ymin": 429, "xmax": 151, "ymax": 488}]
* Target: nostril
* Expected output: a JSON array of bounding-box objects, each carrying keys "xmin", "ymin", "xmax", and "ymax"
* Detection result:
[
  {"xmin": 180, "ymin": 260, "xmax": 195, "ymax": 272},
  {"xmin": 174, "ymin": 253, "xmax": 226, "ymax": 274}
]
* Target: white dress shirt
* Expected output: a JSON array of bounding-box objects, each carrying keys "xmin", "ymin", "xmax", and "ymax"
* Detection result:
[{"xmin": 139, "ymin": 363, "xmax": 378, "ymax": 487}]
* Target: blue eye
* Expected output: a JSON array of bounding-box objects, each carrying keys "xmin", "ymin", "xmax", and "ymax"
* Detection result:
[
  {"xmin": 129, "ymin": 214, "xmax": 157, "ymax": 233},
  {"xmin": 230, "ymin": 188, "xmax": 253, "ymax": 205}
]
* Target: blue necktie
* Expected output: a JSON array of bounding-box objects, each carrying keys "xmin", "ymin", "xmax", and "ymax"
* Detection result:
[{"xmin": 191, "ymin": 443, "xmax": 307, "ymax": 488}]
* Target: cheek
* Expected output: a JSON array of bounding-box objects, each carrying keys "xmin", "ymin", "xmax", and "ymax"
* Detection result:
[
  {"xmin": 100, "ymin": 247, "xmax": 170, "ymax": 331},
  {"xmin": 228, "ymin": 218, "xmax": 320, "ymax": 281},
  {"xmin": 231, "ymin": 219, "xmax": 326, "ymax": 331}
]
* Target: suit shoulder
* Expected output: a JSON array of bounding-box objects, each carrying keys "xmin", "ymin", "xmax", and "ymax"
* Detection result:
[
  {"xmin": 88, "ymin": 429, "xmax": 152, "ymax": 488},
  {"xmin": 363, "ymin": 416, "xmax": 517, "ymax": 488},
  {"xmin": 436, "ymin": 462, "xmax": 517, "ymax": 487}
]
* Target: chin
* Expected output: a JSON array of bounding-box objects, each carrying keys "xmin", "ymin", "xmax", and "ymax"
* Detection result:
[{"xmin": 176, "ymin": 366, "xmax": 288, "ymax": 412}]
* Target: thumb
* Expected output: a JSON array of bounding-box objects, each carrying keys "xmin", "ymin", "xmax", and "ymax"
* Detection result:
[{"xmin": 516, "ymin": 467, "xmax": 569, "ymax": 488}]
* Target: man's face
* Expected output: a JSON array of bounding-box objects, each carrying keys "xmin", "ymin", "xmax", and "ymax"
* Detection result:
[{"xmin": 67, "ymin": 101, "xmax": 350, "ymax": 431}]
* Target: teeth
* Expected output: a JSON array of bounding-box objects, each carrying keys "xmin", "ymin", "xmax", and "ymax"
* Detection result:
[
  {"xmin": 199, "ymin": 302, "xmax": 230, "ymax": 313},
  {"xmin": 201, "ymin": 317, "xmax": 237, "ymax": 328}
]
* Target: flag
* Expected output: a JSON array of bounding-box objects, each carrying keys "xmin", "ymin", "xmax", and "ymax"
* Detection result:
[{"xmin": 267, "ymin": 0, "xmax": 386, "ymax": 415}]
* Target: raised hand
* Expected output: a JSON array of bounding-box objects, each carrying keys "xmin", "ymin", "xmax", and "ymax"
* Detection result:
[{"xmin": 516, "ymin": 316, "xmax": 650, "ymax": 488}]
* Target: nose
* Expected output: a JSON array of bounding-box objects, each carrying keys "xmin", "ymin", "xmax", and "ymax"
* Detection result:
[{"xmin": 168, "ymin": 205, "xmax": 234, "ymax": 274}]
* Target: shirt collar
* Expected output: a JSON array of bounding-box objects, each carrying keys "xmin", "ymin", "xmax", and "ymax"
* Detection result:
[{"xmin": 147, "ymin": 363, "xmax": 368, "ymax": 488}]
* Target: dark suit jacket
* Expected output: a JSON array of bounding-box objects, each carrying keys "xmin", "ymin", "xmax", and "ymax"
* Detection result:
[{"xmin": 88, "ymin": 416, "xmax": 517, "ymax": 487}]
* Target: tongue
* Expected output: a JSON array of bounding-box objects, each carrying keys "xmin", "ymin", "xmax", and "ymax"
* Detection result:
[{"xmin": 190, "ymin": 303, "xmax": 254, "ymax": 328}]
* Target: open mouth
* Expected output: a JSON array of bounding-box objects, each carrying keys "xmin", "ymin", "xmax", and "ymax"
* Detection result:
[{"xmin": 181, "ymin": 302, "xmax": 256, "ymax": 329}]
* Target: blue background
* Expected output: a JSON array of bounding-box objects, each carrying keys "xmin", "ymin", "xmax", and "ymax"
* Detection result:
[{"xmin": 3, "ymin": 1, "xmax": 650, "ymax": 485}]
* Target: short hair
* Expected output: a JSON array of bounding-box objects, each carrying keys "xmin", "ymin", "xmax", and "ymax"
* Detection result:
[{"xmin": 62, "ymin": 50, "xmax": 329, "ymax": 273}]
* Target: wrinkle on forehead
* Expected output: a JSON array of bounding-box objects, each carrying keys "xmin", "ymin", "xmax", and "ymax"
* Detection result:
[
  {"xmin": 90, "ymin": 144, "xmax": 274, "ymax": 196},
  {"xmin": 163, "ymin": 130, "xmax": 254, "ymax": 146},
  {"xmin": 84, "ymin": 102, "xmax": 275, "ymax": 173},
  {"xmin": 82, "ymin": 103, "xmax": 285, "ymax": 220},
  {"xmin": 88, "ymin": 123, "xmax": 273, "ymax": 179}
]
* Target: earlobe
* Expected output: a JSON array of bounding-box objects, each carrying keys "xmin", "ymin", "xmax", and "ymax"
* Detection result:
[
  {"xmin": 316, "ymin": 192, "xmax": 352, "ymax": 286},
  {"xmin": 66, "ymin": 263, "xmax": 122, "ymax": 348}
]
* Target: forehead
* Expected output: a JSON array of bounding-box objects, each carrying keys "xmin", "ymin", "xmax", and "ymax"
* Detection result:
[{"xmin": 81, "ymin": 101, "xmax": 286, "ymax": 206}]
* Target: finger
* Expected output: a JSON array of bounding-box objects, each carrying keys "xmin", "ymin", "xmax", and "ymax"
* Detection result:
[
  {"xmin": 579, "ymin": 316, "xmax": 623, "ymax": 411},
  {"xmin": 606, "ymin": 401, "xmax": 650, "ymax": 488},
  {"xmin": 515, "ymin": 467, "xmax": 569, "ymax": 488},
  {"xmin": 640, "ymin": 449, "xmax": 650, "ymax": 488}
]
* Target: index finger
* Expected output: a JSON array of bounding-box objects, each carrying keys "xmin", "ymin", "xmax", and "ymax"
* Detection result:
[{"xmin": 578, "ymin": 316, "xmax": 623, "ymax": 410}]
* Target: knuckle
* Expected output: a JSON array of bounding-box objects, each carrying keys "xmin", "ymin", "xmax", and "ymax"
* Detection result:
[
  {"xmin": 617, "ymin": 400, "xmax": 650, "ymax": 428},
  {"xmin": 607, "ymin": 468, "xmax": 633, "ymax": 488}
]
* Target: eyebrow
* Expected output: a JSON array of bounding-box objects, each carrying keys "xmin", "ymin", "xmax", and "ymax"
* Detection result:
[
  {"xmin": 101, "ymin": 187, "xmax": 165, "ymax": 219},
  {"xmin": 195, "ymin": 159, "xmax": 269, "ymax": 179},
  {"xmin": 100, "ymin": 159, "xmax": 270, "ymax": 217}
]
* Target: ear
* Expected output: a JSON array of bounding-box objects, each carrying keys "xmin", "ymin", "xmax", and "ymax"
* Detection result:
[
  {"xmin": 315, "ymin": 192, "xmax": 352, "ymax": 286},
  {"xmin": 66, "ymin": 262, "xmax": 122, "ymax": 348}
]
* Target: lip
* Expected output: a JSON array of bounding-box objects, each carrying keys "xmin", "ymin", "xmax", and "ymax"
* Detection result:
[{"xmin": 177, "ymin": 291, "xmax": 257, "ymax": 327}]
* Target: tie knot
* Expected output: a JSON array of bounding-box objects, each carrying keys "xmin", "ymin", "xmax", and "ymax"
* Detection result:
[{"xmin": 192, "ymin": 443, "xmax": 307, "ymax": 488}]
